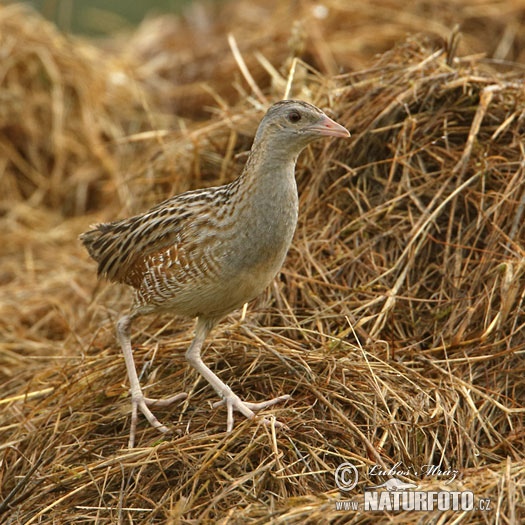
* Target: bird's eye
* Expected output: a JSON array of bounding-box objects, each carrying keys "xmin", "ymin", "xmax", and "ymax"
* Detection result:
[{"xmin": 288, "ymin": 110, "xmax": 301, "ymax": 123}]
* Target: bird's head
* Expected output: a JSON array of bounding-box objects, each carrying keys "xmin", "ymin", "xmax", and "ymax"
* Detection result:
[{"xmin": 253, "ymin": 99, "xmax": 350, "ymax": 157}]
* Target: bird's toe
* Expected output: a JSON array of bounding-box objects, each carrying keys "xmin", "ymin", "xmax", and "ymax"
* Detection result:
[
  {"xmin": 213, "ymin": 392, "xmax": 290, "ymax": 432},
  {"xmin": 144, "ymin": 392, "xmax": 188, "ymax": 407}
]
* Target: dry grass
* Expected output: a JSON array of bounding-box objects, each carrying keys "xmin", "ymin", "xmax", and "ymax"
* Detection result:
[{"xmin": 1, "ymin": 1, "xmax": 524, "ymax": 523}]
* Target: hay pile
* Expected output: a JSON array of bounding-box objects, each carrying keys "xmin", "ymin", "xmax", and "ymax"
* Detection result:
[{"xmin": 1, "ymin": 1, "xmax": 523, "ymax": 523}]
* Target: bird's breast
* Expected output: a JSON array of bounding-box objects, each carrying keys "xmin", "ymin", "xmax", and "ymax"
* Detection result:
[{"xmin": 226, "ymin": 171, "xmax": 298, "ymax": 275}]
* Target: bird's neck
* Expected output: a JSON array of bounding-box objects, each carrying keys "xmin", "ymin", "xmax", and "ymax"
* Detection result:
[
  {"xmin": 223, "ymin": 136, "xmax": 299, "ymax": 273},
  {"xmin": 224, "ymin": 138, "xmax": 299, "ymax": 246},
  {"xmin": 236, "ymin": 140, "xmax": 298, "ymax": 196}
]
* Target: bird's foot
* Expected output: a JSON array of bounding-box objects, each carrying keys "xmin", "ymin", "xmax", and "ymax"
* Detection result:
[
  {"xmin": 128, "ymin": 391, "xmax": 188, "ymax": 448},
  {"xmin": 212, "ymin": 393, "xmax": 290, "ymax": 432}
]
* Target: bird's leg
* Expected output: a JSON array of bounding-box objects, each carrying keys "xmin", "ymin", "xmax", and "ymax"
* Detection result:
[
  {"xmin": 186, "ymin": 317, "xmax": 290, "ymax": 432},
  {"xmin": 116, "ymin": 314, "xmax": 187, "ymax": 448}
]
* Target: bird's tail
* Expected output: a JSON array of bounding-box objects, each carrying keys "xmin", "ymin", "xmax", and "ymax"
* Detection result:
[
  {"xmin": 79, "ymin": 227, "xmax": 103, "ymax": 260},
  {"xmin": 79, "ymin": 220, "xmax": 129, "ymax": 281}
]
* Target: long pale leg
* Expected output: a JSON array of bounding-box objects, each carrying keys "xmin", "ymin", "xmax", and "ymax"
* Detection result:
[
  {"xmin": 185, "ymin": 317, "xmax": 290, "ymax": 432},
  {"xmin": 116, "ymin": 314, "xmax": 187, "ymax": 448}
]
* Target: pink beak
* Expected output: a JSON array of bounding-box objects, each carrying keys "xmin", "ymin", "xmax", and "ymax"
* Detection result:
[{"xmin": 306, "ymin": 114, "xmax": 350, "ymax": 138}]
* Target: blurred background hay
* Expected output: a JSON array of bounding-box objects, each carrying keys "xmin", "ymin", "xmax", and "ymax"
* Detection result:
[{"xmin": 0, "ymin": 1, "xmax": 524, "ymax": 523}]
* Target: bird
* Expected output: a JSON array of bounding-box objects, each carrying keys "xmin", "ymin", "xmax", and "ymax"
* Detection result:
[{"xmin": 80, "ymin": 99, "xmax": 349, "ymax": 447}]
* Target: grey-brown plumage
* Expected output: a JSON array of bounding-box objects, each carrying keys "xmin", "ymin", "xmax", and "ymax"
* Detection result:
[{"xmin": 81, "ymin": 100, "xmax": 349, "ymax": 447}]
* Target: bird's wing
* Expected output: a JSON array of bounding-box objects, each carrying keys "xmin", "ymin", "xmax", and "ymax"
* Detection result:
[{"xmin": 80, "ymin": 187, "xmax": 222, "ymax": 285}]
